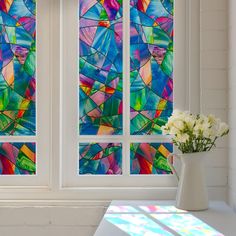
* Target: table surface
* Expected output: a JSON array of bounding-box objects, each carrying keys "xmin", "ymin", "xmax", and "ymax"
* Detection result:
[{"xmin": 94, "ymin": 201, "xmax": 236, "ymax": 236}]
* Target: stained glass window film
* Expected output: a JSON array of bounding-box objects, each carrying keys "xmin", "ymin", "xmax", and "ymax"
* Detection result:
[
  {"xmin": 77, "ymin": 0, "xmax": 174, "ymax": 177},
  {"xmin": 0, "ymin": 0, "xmax": 36, "ymax": 135},
  {"xmin": 79, "ymin": 143, "xmax": 122, "ymax": 175},
  {"xmin": 130, "ymin": 0, "xmax": 173, "ymax": 135},
  {"xmin": 0, "ymin": 142, "xmax": 36, "ymax": 175},
  {"xmin": 130, "ymin": 143, "xmax": 173, "ymax": 174},
  {"xmin": 79, "ymin": 0, "xmax": 123, "ymax": 135}
]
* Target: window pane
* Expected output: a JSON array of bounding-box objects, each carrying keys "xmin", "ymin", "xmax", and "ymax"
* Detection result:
[
  {"xmin": 0, "ymin": 142, "xmax": 36, "ymax": 175},
  {"xmin": 79, "ymin": 143, "xmax": 122, "ymax": 175},
  {"xmin": 79, "ymin": 1, "xmax": 123, "ymax": 135},
  {"xmin": 130, "ymin": 0, "xmax": 173, "ymax": 135},
  {"xmin": 0, "ymin": 0, "xmax": 36, "ymax": 135},
  {"xmin": 130, "ymin": 142, "xmax": 173, "ymax": 174}
]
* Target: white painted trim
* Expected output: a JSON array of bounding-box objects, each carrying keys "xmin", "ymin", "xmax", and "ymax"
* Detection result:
[
  {"xmin": 60, "ymin": 0, "xmax": 194, "ymax": 189},
  {"xmin": 0, "ymin": 0, "xmax": 203, "ymax": 200},
  {"xmin": 174, "ymin": 0, "xmax": 190, "ymax": 111},
  {"xmin": 0, "ymin": 0, "xmax": 51, "ymax": 186},
  {"xmin": 0, "ymin": 186, "xmax": 227, "ymax": 201},
  {"xmin": 51, "ymin": 0, "xmax": 61, "ymax": 192},
  {"xmin": 188, "ymin": 0, "xmax": 201, "ymax": 113}
]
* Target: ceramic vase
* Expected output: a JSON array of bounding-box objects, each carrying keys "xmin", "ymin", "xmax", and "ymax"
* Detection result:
[{"xmin": 168, "ymin": 152, "xmax": 209, "ymax": 211}]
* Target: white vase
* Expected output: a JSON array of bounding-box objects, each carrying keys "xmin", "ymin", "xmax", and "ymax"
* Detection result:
[{"xmin": 168, "ymin": 152, "xmax": 209, "ymax": 211}]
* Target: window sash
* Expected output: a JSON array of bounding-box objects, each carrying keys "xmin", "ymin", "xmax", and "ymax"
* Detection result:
[
  {"xmin": 0, "ymin": 0, "xmax": 51, "ymax": 186},
  {"xmin": 61, "ymin": 0, "xmax": 189, "ymax": 188},
  {"xmin": 0, "ymin": 0, "xmax": 202, "ymax": 201}
]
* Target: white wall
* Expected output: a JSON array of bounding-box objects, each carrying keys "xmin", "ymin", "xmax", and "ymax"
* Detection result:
[
  {"xmin": 200, "ymin": 0, "xmax": 228, "ymax": 200},
  {"xmin": 0, "ymin": 203, "xmax": 107, "ymax": 236},
  {"xmin": 228, "ymin": 0, "xmax": 236, "ymax": 211}
]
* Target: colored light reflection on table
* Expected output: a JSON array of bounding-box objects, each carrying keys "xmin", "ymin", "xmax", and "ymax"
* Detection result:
[
  {"xmin": 104, "ymin": 205, "xmax": 224, "ymax": 236},
  {"xmin": 105, "ymin": 213, "xmax": 174, "ymax": 236},
  {"xmin": 151, "ymin": 213, "xmax": 224, "ymax": 236},
  {"xmin": 140, "ymin": 205, "xmax": 186, "ymax": 213},
  {"xmin": 107, "ymin": 206, "xmax": 138, "ymax": 213}
]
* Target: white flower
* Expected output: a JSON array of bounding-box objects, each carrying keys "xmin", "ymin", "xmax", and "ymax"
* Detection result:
[
  {"xmin": 193, "ymin": 124, "xmax": 203, "ymax": 135},
  {"xmin": 198, "ymin": 114, "xmax": 208, "ymax": 123},
  {"xmin": 162, "ymin": 109, "xmax": 229, "ymax": 153},
  {"xmin": 203, "ymin": 128, "xmax": 215, "ymax": 139},
  {"xmin": 169, "ymin": 126, "xmax": 181, "ymax": 135},
  {"xmin": 207, "ymin": 114, "xmax": 217, "ymax": 125},
  {"xmin": 193, "ymin": 114, "xmax": 211, "ymax": 136},
  {"xmin": 184, "ymin": 114, "xmax": 195, "ymax": 130},
  {"xmin": 173, "ymin": 120, "xmax": 185, "ymax": 131},
  {"xmin": 174, "ymin": 133, "xmax": 189, "ymax": 143},
  {"xmin": 217, "ymin": 122, "xmax": 229, "ymax": 137},
  {"xmin": 161, "ymin": 126, "xmax": 169, "ymax": 135},
  {"xmin": 172, "ymin": 109, "xmax": 184, "ymax": 116}
]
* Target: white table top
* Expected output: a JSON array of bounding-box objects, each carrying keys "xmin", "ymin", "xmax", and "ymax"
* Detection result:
[{"xmin": 94, "ymin": 201, "xmax": 236, "ymax": 236}]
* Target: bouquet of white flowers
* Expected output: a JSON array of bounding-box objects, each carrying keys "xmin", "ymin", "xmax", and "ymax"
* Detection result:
[{"xmin": 162, "ymin": 110, "xmax": 229, "ymax": 153}]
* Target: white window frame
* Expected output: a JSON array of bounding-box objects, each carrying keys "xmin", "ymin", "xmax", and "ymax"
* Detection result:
[
  {"xmin": 0, "ymin": 0, "xmax": 200, "ymax": 201},
  {"xmin": 0, "ymin": 0, "xmax": 51, "ymax": 188},
  {"xmin": 60, "ymin": 0, "xmax": 200, "ymax": 196}
]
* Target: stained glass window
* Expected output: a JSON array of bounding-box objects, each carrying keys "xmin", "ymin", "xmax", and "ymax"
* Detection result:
[
  {"xmin": 130, "ymin": 143, "xmax": 172, "ymax": 175},
  {"xmin": 0, "ymin": 0, "xmax": 36, "ymax": 136},
  {"xmin": 78, "ymin": 0, "xmax": 173, "ymax": 176},
  {"xmin": 130, "ymin": 0, "xmax": 173, "ymax": 135},
  {"xmin": 79, "ymin": 143, "xmax": 122, "ymax": 175},
  {"xmin": 0, "ymin": 0, "xmax": 37, "ymax": 175},
  {"xmin": 0, "ymin": 142, "xmax": 36, "ymax": 175},
  {"xmin": 79, "ymin": 0, "xmax": 123, "ymax": 135}
]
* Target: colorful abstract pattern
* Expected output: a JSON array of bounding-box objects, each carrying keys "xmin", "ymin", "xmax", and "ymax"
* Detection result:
[
  {"xmin": 0, "ymin": 0, "xmax": 36, "ymax": 135},
  {"xmin": 130, "ymin": 142, "xmax": 172, "ymax": 174},
  {"xmin": 0, "ymin": 142, "xmax": 36, "ymax": 175},
  {"xmin": 79, "ymin": 143, "xmax": 122, "ymax": 175},
  {"xmin": 130, "ymin": 0, "xmax": 173, "ymax": 135},
  {"xmin": 79, "ymin": 0, "xmax": 123, "ymax": 135}
]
